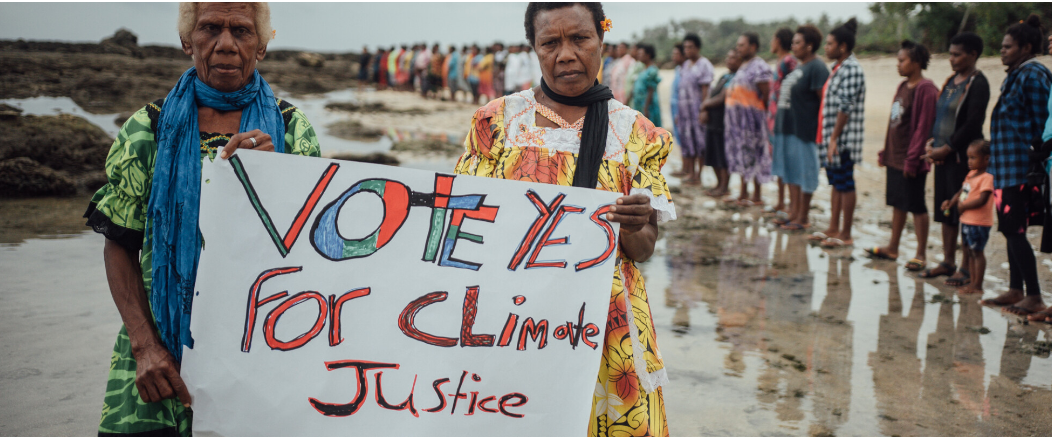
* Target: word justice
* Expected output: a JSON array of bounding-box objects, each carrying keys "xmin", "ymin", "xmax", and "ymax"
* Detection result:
[
  {"xmin": 309, "ymin": 361, "xmax": 529, "ymax": 419},
  {"xmin": 240, "ymin": 268, "xmax": 602, "ymax": 352},
  {"xmin": 228, "ymin": 156, "xmax": 617, "ymax": 271}
]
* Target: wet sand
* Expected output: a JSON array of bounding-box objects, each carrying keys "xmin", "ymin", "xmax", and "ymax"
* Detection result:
[{"xmin": 2, "ymin": 55, "xmax": 1052, "ymax": 436}]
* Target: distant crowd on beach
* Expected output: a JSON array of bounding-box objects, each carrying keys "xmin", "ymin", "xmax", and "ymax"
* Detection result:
[
  {"xmin": 356, "ymin": 13, "xmax": 1052, "ymax": 323},
  {"xmin": 355, "ymin": 42, "xmax": 543, "ymax": 104}
]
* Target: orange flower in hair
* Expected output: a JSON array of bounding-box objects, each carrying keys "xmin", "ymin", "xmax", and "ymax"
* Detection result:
[
  {"xmin": 272, "ymin": 29, "xmax": 277, "ymax": 39},
  {"xmin": 601, "ymin": 18, "xmax": 613, "ymax": 32}
]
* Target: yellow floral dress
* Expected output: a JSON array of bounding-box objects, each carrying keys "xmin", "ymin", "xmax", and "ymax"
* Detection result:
[{"xmin": 454, "ymin": 89, "xmax": 675, "ymax": 436}]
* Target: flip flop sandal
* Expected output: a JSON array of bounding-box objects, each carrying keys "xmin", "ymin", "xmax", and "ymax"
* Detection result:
[
  {"xmin": 780, "ymin": 222, "xmax": 808, "ymax": 231},
  {"xmin": 905, "ymin": 258, "xmax": 926, "ymax": 272},
  {"xmin": 864, "ymin": 247, "xmax": 896, "ymax": 261},
  {"xmin": 808, "ymin": 231, "xmax": 829, "ymax": 241},
  {"xmin": 920, "ymin": 262, "xmax": 956, "ymax": 278},
  {"xmin": 944, "ymin": 275, "xmax": 970, "ymax": 286}
]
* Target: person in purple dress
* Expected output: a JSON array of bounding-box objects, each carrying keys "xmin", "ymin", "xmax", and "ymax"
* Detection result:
[
  {"xmin": 724, "ymin": 32, "xmax": 773, "ymax": 206},
  {"xmin": 675, "ymin": 33, "xmax": 714, "ymax": 186}
]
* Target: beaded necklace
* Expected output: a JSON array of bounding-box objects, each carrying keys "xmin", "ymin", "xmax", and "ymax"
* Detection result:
[{"xmin": 535, "ymin": 102, "xmax": 584, "ymax": 131}]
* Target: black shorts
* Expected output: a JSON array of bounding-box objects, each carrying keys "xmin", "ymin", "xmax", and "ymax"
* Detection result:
[
  {"xmin": 933, "ymin": 162, "xmax": 967, "ymax": 224},
  {"xmin": 886, "ymin": 167, "xmax": 928, "ymax": 214},
  {"xmin": 704, "ymin": 128, "xmax": 727, "ymax": 169},
  {"xmin": 996, "ymin": 184, "xmax": 1043, "ymax": 235}
]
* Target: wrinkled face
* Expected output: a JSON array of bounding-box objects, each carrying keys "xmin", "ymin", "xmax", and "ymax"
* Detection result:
[
  {"xmin": 671, "ymin": 48, "xmax": 685, "ymax": 65},
  {"xmin": 896, "ymin": 49, "xmax": 917, "ymax": 77},
  {"xmin": 683, "ymin": 40, "xmax": 699, "ymax": 60},
  {"xmin": 736, "ymin": 36, "xmax": 755, "ymax": 58},
  {"xmin": 948, "ymin": 44, "xmax": 976, "ymax": 73},
  {"xmin": 533, "ymin": 4, "xmax": 602, "ymax": 96},
  {"xmin": 791, "ymin": 33, "xmax": 810, "ymax": 59},
  {"xmin": 726, "ymin": 50, "xmax": 742, "ymax": 72},
  {"xmin": 824, "ymin": 34, "xmax": 842, "ymax": 60},
  {"xmin": 1000, "ymin": 34, "xmax": 1028, "ymax": 67},
  {"xmin": 181, "ymin": 2, "xmax": 265, "ymax": 92}
]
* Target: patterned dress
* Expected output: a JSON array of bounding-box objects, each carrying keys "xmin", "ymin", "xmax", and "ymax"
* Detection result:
[
  {"xmin": 632, "ymin": 64, "xmax": 663, "ymax": 127},
  {"xmin": 454, "ymin": 89, "xmax": 675, "ymax": 436},
  {"xmin": 725, "ymin": 56, "xmax": 774, "ymax": 183},
  {"xmin": 84, "ymin": 98, "xmax": 321, "ymax": 436},
  {"xmin": 675, "ymin": 57, "xmax": 714, "ymax": 158}
]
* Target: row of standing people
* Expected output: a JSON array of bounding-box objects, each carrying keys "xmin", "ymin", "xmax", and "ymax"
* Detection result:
[
  {"xmin": 665, "ymin": 17, "xmax": 1052, "ymax": 321},
  {"xmin": 357, "ymin": 42, "xmax": 543, "ymax": 104}
]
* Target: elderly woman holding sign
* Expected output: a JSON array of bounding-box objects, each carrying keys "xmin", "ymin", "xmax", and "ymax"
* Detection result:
[
  {"xmin": 454, "ymin": 2, "xmax": 675, "ymax": 435},
  {"xmin": 82, "ymin": 3, "xmax": 320, "ymax": 435}
]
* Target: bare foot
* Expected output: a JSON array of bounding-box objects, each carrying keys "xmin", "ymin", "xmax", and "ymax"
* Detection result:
[
  {"xmin": 980, "ymin": 289, "xmax": 1024, "ymax": 307},
  {"xmin": 1027, "ymin": 308, "xmax": 1052, "ymax": 322},
  {"xmin": 1003, "ymin": 295, "xmax": 1047, "ymax": 316},
  {"xmin": 706, "ymin": 187, "xmax": 729, "ymax": 198}
]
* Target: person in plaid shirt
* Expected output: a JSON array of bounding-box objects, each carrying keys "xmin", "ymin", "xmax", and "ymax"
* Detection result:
[
  {"xmin": 981, "ymin": 14, "xmax": 1051, "ymax": 318},
  {"xmin": 811, "ymin": 18, "xmax": 865, "ymax": 249}
]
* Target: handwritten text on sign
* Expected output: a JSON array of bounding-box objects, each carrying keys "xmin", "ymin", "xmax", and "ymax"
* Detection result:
[{"xmin": 181, "ymin": 150, "xmax": 620, "ymax": 436}]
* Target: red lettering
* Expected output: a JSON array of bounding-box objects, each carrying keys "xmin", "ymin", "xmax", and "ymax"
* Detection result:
[
  {"xmin": 476, "ymin": 395, "xmax": 498, "ymax": 413},
  {"xmin": 328, "ymin": 288, "xmax": 371, "ymax": 346},
  {"xmin": 497, "ymin": 313, "xmax": 519, "ymax": 347},
  {"xmin": 525, "ymin": 204, "xmax": 585, "ymax": 269},
  {"xmin": 373, "ymin": 371, "xmax": 419, "ymax": 417},
  {"xmin": 517, "ymin": 317, "xmax": 549, "ymax": 350},
  {"xmin": 498, "ymin": 393, "xmax": 528, "ymax": 418},
  {"xmin": 398, "ymin": 292, "xmax": 458, "ymax": 347},
  {"xmin": 460, "ymin": 286, "xmax": 495, "ymax": 347},
  {"xmin": 508, "ymin": 190, "xmax": 565, "ymax": 270},
  {"xmin": 423, "ymin": 378, "xmax": 451, "ymax": 413},
  {"xmin": 263, "ymin": 291, "xmax": 328, "ymax": 351},
  {"xmin": 308, "ymin": 360, "xmax": 399, "ymax": 417},
  {"xmin": 575, "ymin": 205, "xmax": 617, "ymax": 271},
  {"xmin": 241, "ymin": 267, "xmax": 301, "ymax": 352}
]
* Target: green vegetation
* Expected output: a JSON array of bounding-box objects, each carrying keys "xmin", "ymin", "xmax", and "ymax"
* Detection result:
[{"xmin": 631, "ymin": 3, "xmax": 1052, "ymax": 64}]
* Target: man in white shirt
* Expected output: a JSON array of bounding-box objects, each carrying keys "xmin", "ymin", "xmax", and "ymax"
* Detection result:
[
  {"xmin": 503, "ymin": 45, "xmax": 525, "ymax": 95},
  {"xmin": 526, "ymin": 45, "xmax": 542, "ymax": 88}
]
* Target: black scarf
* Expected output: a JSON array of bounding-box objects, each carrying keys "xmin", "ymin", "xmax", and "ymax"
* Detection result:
[{"xmin": 540, "ymin": 79, "xmax": 613, "ymax": 188}]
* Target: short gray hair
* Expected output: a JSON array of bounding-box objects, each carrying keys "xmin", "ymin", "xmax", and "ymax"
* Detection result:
[{"xmin": 178, "ymin": 2, "xmax": 273, "ymax": 47}]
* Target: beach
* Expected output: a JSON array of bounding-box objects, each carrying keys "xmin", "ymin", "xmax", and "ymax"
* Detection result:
[{"xmin": 2, "ymin": 52, "xmax": 1051, "ymax": 436}]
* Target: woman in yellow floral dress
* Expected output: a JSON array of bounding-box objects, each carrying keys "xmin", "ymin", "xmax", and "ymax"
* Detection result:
[{"xmin": 454, "ymin": 3, "xmax": 674, "ymax": 436}]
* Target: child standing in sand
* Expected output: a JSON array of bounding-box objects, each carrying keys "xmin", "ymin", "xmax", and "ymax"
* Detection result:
[{"xmin": 942, "ymin": 140, "xmax": 994, "ymax": 294}]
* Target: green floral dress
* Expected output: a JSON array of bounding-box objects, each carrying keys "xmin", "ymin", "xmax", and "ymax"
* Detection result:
[{"xmin": 85, "ymin": 98, "xmax": 320, "ymax": 436}]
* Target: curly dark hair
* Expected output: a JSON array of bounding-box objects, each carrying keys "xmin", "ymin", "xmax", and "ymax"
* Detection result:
[
  {"xmin": 1005, "ymin": 13, "xmax": 1046, "ymax": 56},
  {"xmin": 742, "ymin": 31, "xmax": 760, "ymax": 49},
  {"xmin": 638, "ymin": 43, "xmax": 656, "ymax": 60},
  {"xmin": 900, "ymin": 39, "xmax": 931, "ymax": 70},
  {"xmin": 949, "ymin": 32, "xmax": 984, "ymax": 57},
  {"xmin": 773, "ymin": 28, "xmax": 793, "ymax": 52},
  {"xmin": 796, "ymin": 24, "xmax": 823, "ymax": 54},
  {"xmin": 829, "ymin": 18, "xmax": 858, "ymax": 52},
  {"xmin": 524, "ymin": 2, "xmax": 606, "ymax": 46},
  {"xmin": 683, "ymin": 33, "xmax": 702, "ymax": 50}
]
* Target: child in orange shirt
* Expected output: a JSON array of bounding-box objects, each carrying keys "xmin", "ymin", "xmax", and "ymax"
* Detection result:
[{"xmin": 941, "ymin": 140, "xmax": 993, "ymax": 294}]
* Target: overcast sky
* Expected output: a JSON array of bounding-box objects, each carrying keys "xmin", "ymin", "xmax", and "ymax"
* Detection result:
[{"xmin": 0, "ymin": 2, "xmax": 873, "ymax": 52}]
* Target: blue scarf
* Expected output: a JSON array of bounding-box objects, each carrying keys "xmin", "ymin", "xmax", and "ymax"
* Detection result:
[{"xmin": 147, "ymin": 67, "xmax": 285, "ymax": 362}]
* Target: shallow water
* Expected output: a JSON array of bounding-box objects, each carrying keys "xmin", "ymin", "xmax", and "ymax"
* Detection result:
[
  {"xmin": 2, "ymin": 87, "xmax": 1051, "ymax": 435},
  {"xmin": 642, "ymin": 218, "xmax": 1052, "ymax": 436},
  {"xmin": 0, "ymin": 90, "xmax": 395, "ymax": 157},
  {"xmin": 2, "ymin": 194, "xmax": 1049, "ymax": 436}
]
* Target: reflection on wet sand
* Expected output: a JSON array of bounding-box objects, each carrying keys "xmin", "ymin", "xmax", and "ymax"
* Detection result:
[{"xmin": 653, "ymin": 210, "xmax": 1052, "ymax": 436}]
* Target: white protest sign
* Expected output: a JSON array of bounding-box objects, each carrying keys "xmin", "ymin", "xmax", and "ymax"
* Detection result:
[{"xmin": 181, "ymin": 150, "xmax": 620, "ymax": 436}]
